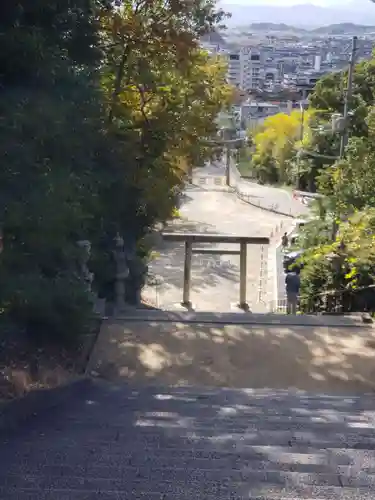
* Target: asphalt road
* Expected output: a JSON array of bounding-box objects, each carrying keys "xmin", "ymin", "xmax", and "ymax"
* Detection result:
[
  {"xmin": 197, "ymin": 158, "xmax": 310, "ymax": 218},
  {"xmin": 237, "ymin": 178, "xmax": 310, "ymax": 218}
]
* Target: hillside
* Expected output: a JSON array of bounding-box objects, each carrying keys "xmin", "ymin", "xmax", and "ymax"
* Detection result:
[
  {"xmin": 230, "ymin": 22, "xmax": 375, "ymax": 36},
  {"xmin": 247, "ymin": 23, "xmax": 304, "ymax": 33},
  {"xmin": 312, "ymin": 23, "xmax": 375, "ymax": 35}
]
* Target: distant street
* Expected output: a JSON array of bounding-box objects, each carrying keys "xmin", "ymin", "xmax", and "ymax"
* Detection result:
[
  {"xmin": 198, "ymin": 157, "xmax": 310, "ymax": 218},
  {"xmin": 235, "ymin": 178, "xmax": 310, "ymax": 218},
  {"xmin": 195, "ymin": 158, "xmax": 309, "ymax": 308}
]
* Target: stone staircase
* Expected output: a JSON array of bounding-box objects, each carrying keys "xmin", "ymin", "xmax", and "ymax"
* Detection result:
[
  {"xmin": 1, "ymin": 379, "xmax": 375, "ymax": 498},
  {"xmin": 1, "ymin": 311, "xmax": 375, "ymax": 499}
]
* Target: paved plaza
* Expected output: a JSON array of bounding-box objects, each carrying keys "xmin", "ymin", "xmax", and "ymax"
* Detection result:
[{"xmin": 142, "ymin": 183, "xmax": 288, "ymax": 312}]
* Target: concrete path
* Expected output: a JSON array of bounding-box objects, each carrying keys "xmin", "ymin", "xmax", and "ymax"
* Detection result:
[{"xmin": 142, "ymin": 184, "xmax": 289, "ymax": 312}]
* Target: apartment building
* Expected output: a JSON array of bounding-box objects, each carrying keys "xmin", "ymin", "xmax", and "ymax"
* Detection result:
[{"xmin": 227, "ymin": 48, "xmax": 263, "ymax": 91}]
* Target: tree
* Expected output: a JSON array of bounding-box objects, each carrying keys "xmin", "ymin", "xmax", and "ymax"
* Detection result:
[
  {"xmin": 314, "ymin": 104, "xmax": 375, "ymax": 217},
  {"xmin": 299, "ymin": 209, "xmax": 375, "ymax": 313},
  {"xmin": 0, "ymin": 0, "xmax": 233, "ymax": 342},
  {"xmin": 100, "ymin": 1, "xmax": 233, "ymax": 236},
  {"xmin": 261, "ymin": 51, "xmax": 375, "ymax": 311},
  {"xmin": 0, "ymin": 0, "xmax": 115, "ymax": 342},
  {"xmin": 309, "ymin": 55, "xmax": 375, "ymax": 139},
  {"xmin": 251, "ymin": 110, "xmax": 313, "ymax": 185},
  {"xmin": 0, "ymin": 0, "xmax": 106, "ymax": 86}
]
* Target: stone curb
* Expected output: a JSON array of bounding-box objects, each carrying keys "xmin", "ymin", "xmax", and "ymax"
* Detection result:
[
  {"xmin": 0, "ymin": 377, "xmax": 92, "ymax": 434},
  {"xmin": 79, "ymin": 316, "xmax": 104, "ymax": 375},
  {"xmin": 110, "ymin": 311, "xmax": 372, "ymax": 328}
]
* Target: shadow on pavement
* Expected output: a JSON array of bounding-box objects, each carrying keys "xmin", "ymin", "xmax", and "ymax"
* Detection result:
[{"xmin": 90, "ymin": 318, "xmax": 375, "ymax": 395}]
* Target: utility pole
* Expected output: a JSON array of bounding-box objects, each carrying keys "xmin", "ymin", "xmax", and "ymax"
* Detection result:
[
  {"xmin": 331, "ymin": 36, "xmax": 357, "ymax": 241},
  {"xmin": 339, "ymin": 36, "xmax": 357, "ymax": 159},
  {"xmin": 225, "ymin": 146, "xmax": 231, "ymax": 186},
  {"xmin": 296, "ymin": 89, "xmax": 307, "ymax": 189},
  {"xmin": 299, "ymin": 89, "xmax": 307, "ymax": 142}
]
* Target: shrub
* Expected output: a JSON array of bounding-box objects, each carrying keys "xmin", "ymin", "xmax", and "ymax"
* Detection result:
[
  {"xmin": 0, "ymin": 271, "xmax": 94, "ymax": 346},
  {"xmin": 299, "ymin": 255, "xmax": 333, "ymax": 312}
]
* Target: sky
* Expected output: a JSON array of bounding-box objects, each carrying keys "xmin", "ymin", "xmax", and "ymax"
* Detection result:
[{"xmin": 221, "ymin": 0, "xmax": 351, "ymax": 5}]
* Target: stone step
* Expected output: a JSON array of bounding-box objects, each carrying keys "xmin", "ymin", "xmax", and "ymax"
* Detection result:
[
  {"xmin": 1, "ymin": 380, "xmax": 375, "ymax": 499},
  {"xmin": 6, "ymin": 452, "xmax": 367, "ymax": 476},
  {"xmin": 5, "ymin": 460, "xmax": 375, "ymax": 478},
  {"xmin": 2, "ymin": 466, "xmax": 375, "ymax": 488},
  {"xmin": 12, "ymin": 434, "xmax": 375, "ymax": 454},
  {"xmin": 21, "ymin": 417, "xmax": 375, "ymax": 435},
  {"xmin": 114, "ymin": 309, "xmax": 371, "ymax": 327},
  {"xmin": 67, "ymin": 382, "xmax": 375, "ymax": 409},
  {"xmin": 1, "ymin": 483, "xmax": 374, "ymax": 499}
]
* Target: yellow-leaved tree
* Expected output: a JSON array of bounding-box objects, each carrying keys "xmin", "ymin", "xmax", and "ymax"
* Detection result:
[
  {"xmin": 100, "ymin": 1, "xmax": 233, "ymax": 228},
  {"xmin": 252, "ymin": 110, "xmax": 313, "ymax": 185}
]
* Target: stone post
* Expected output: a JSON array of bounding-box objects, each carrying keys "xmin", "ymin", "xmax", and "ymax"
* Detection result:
[
  {"xmin": 77, "ymin": 240, "xmax": 94, "ymax": 295},
  {"xmin": 113, "ymin": 233, "xmax": 129, "ymax": 312},
  {"xmin": 77, "ymin": 240, "xmax": 103, "ymax": 314}
]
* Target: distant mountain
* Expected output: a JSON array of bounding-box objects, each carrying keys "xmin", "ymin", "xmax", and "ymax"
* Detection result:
[
  {"xmin": 222, "ymin": 3, "xmax": 375, "ymax": 28},
  {"xmin": 236, "ymin": 22, "xmax": 375, "ymax": 36},
  {"xmin": 247, "ymin": 23, "xmax": 304, "ymax": 33},
  {"xmin": 312, "ymin": 23, "xmax": 375, "ymax": 35}
]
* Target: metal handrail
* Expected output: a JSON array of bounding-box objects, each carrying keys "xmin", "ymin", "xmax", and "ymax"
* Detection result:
[
  {"xmin": 316, "ymin": 283, "xmax": 375, "ymax": 298},
  {"xmin": 303, "ymin": 283, "xmax": 375, "ymax": 315}
]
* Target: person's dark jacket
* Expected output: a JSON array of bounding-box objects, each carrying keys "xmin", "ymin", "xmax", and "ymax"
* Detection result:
[{"xmin": 285, "ymin": 272, "xmax": 300, "ymax": 294}]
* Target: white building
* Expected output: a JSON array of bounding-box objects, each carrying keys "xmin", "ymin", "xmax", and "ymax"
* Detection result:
[
  {"xmin": 239, "ymin": 100, "xmax": 294, "ymax": 131},
  {"xmin": 227, "ymin": 48, "xmax": 263, "ymax": 91},
  {"xmin": 227, "ymin": 51, "xmax": 242, "ymax": 87}
]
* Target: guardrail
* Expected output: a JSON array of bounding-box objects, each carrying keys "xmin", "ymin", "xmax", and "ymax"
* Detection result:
[
  {"xmin": 303, "ymin": 284, "xmax": 375, "ymax": 315},
  {"xmin": 258, "ymin": 243, "xmax": 268, "ymax": 305},
  {"xmin": 269, "ymin": 298, "xmax": 290, "ymax": 314},
  {"xmin": 229, "ymin": 161, "xmax": 306, "ymax": 219},
  {"xmin": 269, "ymin": 283, "xmax": 375, "ymax": 316}
]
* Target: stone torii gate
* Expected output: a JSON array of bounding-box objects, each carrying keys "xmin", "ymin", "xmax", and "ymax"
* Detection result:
[{"xmin": 162, "ymin": 232, "xmax": 270, "ymax": 311}]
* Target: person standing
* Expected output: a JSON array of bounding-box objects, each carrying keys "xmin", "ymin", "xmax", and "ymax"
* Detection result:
[
  {"xmin": 281, "ymin": 232, "xmax": 289, "ymax": 252},
  {"xmin": 285, "ymin": 268, "xmax": 300, "ymax": 315}
]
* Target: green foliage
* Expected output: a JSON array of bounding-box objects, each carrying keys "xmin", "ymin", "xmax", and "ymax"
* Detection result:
[
  {"xmin": 236, "ymin": 146, "xmax": 254, "ymax": 176},
  {"xmin": 250, "ymin": 110, "xmax": 313, "ymax": 186},
  {"xmin": 293, "ymin": 217, "xmax": 332, "ymax": 250},
  {"xmin": 251, "ymin": 53, "xmax": 375, "ymax": 197},
  {"xmin": 299, "ymin": 210, "xmax": 375, "ymax": 312},
  {"xmin": 0, "ymin": 0, "xmax": 232, "ymax": 345},
  {"xmin": 0, "ymin": 271, "xmax": 94, "ymax": 346},
  {"xmin": 276, "ymin": 52, "xmax": 375, "ymax": 312},
  {"xmin": 299, "ymin": 253, "xmax": 334, "ymax": 311}
]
